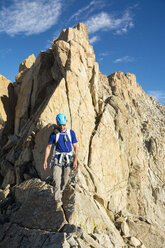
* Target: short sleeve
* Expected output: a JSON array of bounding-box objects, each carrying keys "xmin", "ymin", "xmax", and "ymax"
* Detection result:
[
  {"xmin": 48, "ymin": 133, "xmax": 56, "ymax": 144},
  {"xmin": 70, "ymin": 130, "xmax": 78, "ymax": 144}
]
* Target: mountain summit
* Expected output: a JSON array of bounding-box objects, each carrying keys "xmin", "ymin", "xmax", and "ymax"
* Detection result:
[{"xmin": 0, "ymin": 23, "xmax": 165, "ymax": 248}]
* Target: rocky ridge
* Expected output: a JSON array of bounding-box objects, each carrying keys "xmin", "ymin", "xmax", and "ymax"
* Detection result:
[{"xmin": 0, "ymin": 23, "xmax": 165, "ymax": 248}]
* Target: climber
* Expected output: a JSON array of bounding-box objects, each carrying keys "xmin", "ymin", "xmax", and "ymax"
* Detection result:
[{"xmin": 43, "ymin": 113, "xmax": 78, "ymax": 211}]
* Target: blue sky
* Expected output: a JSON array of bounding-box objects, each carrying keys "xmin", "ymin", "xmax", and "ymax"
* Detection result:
[{"xmin": 0, "ymin": 0, "xmax": 165, "ymax": 104}]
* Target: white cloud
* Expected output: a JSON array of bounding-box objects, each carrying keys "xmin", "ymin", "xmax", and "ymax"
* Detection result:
[
  {"xmin": 53, "ymin": 30, "xmax": 61, "ymax": 39},
  {"xmin": 114, "ymin": 56, "xmax": 134, "ymax": 63},
  {"xmin": 99, "ymin": 52, "xmax": 109, "ymax": 57},
  {"xmin": 147, "ymin": 90, "xmax": 165, "ymax": 104},
  {"xmin": 45, "ymin": 39, "xmax": 52, "ymax": 50},
  {"xmin": 85, "ymin": 12, "xmax": 111, "ymax": 33},
  {"xmin": 90, "ymin": 35, "xmax": 100, "ymax": 44},
  {"xmin": 115, "ymin": 21, "xmax": 134, "ymax": 35},
  {"xmin": 69, "ymin": 0, "xmax": 105, "ymax": 21},
  {"xmin": 0, "ymin": 0, "xmax": 62, "ymax": 36},
  {"xmin": 85, "ymin": 10, "xmax": 134, "ymax": 35},
  {"xmin": 45, "ymin": 29, "xmax": 61, "ymax": 49},
  {"xmin": 98, "ymin": 51, "xmax": 110, "ymax": 61},
  {"xmin": 0, "ymin": 48, "xmax": 12, "ymax": 58}
]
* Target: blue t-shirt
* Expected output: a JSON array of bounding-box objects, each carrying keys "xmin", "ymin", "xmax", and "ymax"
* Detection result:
[{"xmin": 48, "ymin": 129, "xmax": 77, "ymax": 153}]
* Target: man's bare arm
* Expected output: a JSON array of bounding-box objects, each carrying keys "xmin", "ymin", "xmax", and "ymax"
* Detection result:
[
  {"xmin": 72, "ymin": 143, "xmax": 78, "ymax": 169},
  {"xmin": 43, "ymin": 144, "xmax": 52, "ymax": 171}
]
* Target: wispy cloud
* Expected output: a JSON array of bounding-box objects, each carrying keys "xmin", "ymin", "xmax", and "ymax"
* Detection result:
[
  {"xmin": 147, "ymin": 90, "xmax": 165, "ymax": 104},
  {"xmin": 0, "ymin": 0, "xmax": 62, "ymax": 36},
  {"xmin": 98, "ymin": 51, "xmax": 110, "ymax": 61},
  {"xmin": 0, "ymin": 48, "xmax": 12, "ymax": 58},
  {"xmin": 85, "ymin": 10, "xmax": 134, "ymax": 35},
  {"xmin": 45, "ymin": 39, "xmax": 53, "ymax": 50},
  {"xmin": 99, "ymin": 52, "xmax": 110, "ymax": 57},
  {"xmin": 85, "ymin": 12, "xmax": 111, "ymax": 33},
  {"xmin": 69, "ymin": 0, "xmax": 105, "ymax": 22},
  {"xmin": 45, "ymin": 29, "xmax": 62, "ymax": 49},
  {"xmin": 114, "ymin": 55, "xmax": 134, "ymax": 63},
  {"xmin": 90, "ymin": 35, "xmax": 100, "ymax": 44}
]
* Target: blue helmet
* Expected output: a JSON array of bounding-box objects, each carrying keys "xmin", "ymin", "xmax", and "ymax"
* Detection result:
[{"xmin": 56, "ymin": 113, "xmax": 67, "ymax": 125}]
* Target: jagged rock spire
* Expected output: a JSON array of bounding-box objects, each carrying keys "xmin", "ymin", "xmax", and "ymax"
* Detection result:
[{"xmin": 0, "ymin": 23, "xmax": 165, "ymax": 248}]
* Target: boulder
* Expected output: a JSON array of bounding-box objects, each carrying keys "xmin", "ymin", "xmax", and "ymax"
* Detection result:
[
  {"xmin": 0, "ymin": 160, "xmax": 15, "ymax": 188},
  {"xmin": 129, "ymin": 236, "xmax": 141, "ymax": 247},
  {"xmin": 0, "ymin": 185, "xmax": 10, "ymax": 201},
  {"xmin": 13, "ymin": 179, "xmax": 67, "ymax": 232}
]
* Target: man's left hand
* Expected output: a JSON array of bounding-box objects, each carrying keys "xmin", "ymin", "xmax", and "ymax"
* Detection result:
[{"xmin": 73, "ymin": 160, "xmax": 78, "ymax": 169}]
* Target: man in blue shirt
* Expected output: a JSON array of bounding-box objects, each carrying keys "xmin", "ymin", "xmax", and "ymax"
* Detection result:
[{"xmin": 43, "ymin": 113, "xmax": 78, "ymax": 210}]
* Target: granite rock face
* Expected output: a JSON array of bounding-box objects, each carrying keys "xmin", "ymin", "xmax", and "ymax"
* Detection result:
[
  {"xmin": 0, "ymin": 23, "xmax": 165, "ymax": 248},
  {"xmin": 0, "ymin": 75, "xmax": 11, "ymax": 126},
  {"xmin": 0, "ymin": 75, "xmax": 15, "ymax": 146},
  {"xmin": 15, "ymin": 54, "xmax": 36, "ymax": 83}
]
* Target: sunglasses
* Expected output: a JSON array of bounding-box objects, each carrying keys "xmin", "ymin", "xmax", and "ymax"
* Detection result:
[{"xmin": 58, "ymin": 124, "xmax": 66, "ymax": 127}]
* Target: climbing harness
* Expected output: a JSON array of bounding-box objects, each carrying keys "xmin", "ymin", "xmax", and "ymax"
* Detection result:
[{"xmin": 49, "ymin": 129, "xmax": 73, "ymax": 168}]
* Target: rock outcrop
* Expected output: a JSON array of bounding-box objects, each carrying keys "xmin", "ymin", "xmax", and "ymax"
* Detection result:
[
  {"xmin": 0, "ymin": 75, "xmax": 15, "ymax": 146},
  {"xmin": 0, "ymin": 23, "xmax": 165, "ymax": 248},
  {"xmin": 15, "ymin": 54, "xmax": 36, "ymax": 84},
  {"xmin": 0, "ymin": 75, "xmax": 11, "ymax": 125}
]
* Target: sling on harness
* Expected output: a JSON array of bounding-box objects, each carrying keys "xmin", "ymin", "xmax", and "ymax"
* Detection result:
[{"xmin": 49, "ymin": 129, "xmax": 73, "ymax": 168}]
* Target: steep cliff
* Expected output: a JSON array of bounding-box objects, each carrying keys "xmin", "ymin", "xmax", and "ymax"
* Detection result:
[{"xmin": 0, "ymin": 23, "xmax": 164, "ymax": 248}]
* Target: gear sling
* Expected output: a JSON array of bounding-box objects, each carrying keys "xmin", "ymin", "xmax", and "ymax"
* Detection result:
[{"xmin": 49, "ymin": 129, "xmax": 73, "ymax": 168}]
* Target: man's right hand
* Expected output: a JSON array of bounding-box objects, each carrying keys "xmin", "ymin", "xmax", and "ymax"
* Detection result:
[
  {"xmin": 43, "ymin": 161, "xmax": 47, "ymax": 171},
  {"xmin": 43, "ymin": 144, "xmax": 52, "ymax": 171}
]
